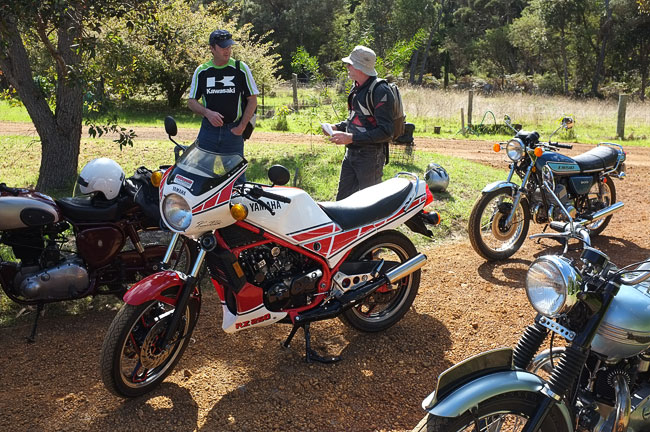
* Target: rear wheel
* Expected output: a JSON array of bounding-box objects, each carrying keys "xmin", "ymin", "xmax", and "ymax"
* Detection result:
[
  {"xmin": 99, "ymin": 289, "xmax": 200, "ymax": 398},
  {"xmin": 411, "ymin": 391, "xmax": 570, "ymax": 432},
  {"xmin": 339, "ymin": 231, "xmax": 420, "ymax": 332},
  {"xmin": 581, "ymin": 176, "xmax": 616, "ymax": 236},
  {"xmin": 468, "ymin": 188, "xmax": 530, "ymax": 261}
]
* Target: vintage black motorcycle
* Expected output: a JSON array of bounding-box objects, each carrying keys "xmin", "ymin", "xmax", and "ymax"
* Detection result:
[
  {"xmin": 0, "ymin": 162, "xmax": 193, "ymax": 341},
  {"xmin": 468, "ymin": 116, "xmax": 626, "ymax": 261},
  {"xmin": 413, "ymin": 222, "xmax": 650, "ymax": 431}
]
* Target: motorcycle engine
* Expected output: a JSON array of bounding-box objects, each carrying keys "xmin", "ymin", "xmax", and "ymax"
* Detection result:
[
  {"xmin": 11, "ymin": 257, "xmax": 89, "ymax": 301},
  {"xmin": 532, "ymin": 182, "xmax": 576, "ymax": 223},
  {"xmin": 238, "ymin": 243, "xmax": 322, "ymax": 312}
]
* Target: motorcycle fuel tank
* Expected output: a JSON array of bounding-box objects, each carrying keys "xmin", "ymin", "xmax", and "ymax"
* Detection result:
[
  {"xmin": 0, "ymin": 194, "xmax": 61, "ymax": 230},
  {"xmin": 536, "ymin": 152, "xmax": 580, "ymax": 176},
  {"xmin": 591, "ymin": 280, "xmax": 650, "ymax": 362}
]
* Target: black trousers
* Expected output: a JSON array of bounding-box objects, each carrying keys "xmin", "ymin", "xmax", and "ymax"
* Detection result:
[{"xmin": 335, "ymin": 145, "xmax": 385, "ymax": 201}]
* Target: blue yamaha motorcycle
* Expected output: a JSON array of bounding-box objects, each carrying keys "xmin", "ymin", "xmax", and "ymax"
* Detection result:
[{"xmin": 468, "ymin": 116, "xmax": 626, "ymax": 261}]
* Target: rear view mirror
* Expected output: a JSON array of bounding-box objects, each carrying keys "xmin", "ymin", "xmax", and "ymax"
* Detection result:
[
  {"xmin": 268, "ymin": 165, "xmax": 290, "ymax": 186},
  {"xmin": 165, "ymin": 116, "xmax": 178, "ymax": 137},
  {"xmin": 562, "ymin": 117, "xmax": 574, "ymax": 130}
]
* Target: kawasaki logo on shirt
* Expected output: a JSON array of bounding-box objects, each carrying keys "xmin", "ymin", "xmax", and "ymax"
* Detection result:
[{"xmin": 207, "ymin": 76, "xmax": 235, "ymax": 87}]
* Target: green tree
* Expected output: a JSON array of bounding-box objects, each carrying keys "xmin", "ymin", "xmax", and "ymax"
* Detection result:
[{"xmin": 0, "ymin": 0, "xmax": 154, "ymax": 191}]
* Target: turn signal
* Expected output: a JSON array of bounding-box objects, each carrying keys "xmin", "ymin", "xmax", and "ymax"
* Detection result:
[
  {"xmin": 493, "ymin": 143, "xmax": 501, "ymax": 152},
  {"xmin": 151, "ymin": 170, "xmax": 163, "ymax": 187},
  {"xmin": 534, "ymin": 147, "xmax": 544, "ymax": 157},
  {"xmin": 230, "ymin": 203, "xmax": 248, "ymax": 221}
]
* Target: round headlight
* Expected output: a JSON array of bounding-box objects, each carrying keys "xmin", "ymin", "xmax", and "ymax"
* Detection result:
[
  {"xmin": 162, "ymin": 193, "xmax": 192, "ymax": 231},
  {"xmin": 525, "ymin": 255, "xmax": 581, "ymax": 317},
  {"xmin": 506, "ymin": 139, "xmax": 525, "ymax": 161}
]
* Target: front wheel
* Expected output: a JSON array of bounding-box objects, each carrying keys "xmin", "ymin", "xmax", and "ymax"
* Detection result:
[
  {"xmin": 99, "ymin": 290, "xmax": 200, "ymax": 398},
  {"xmin": 411, "ymin": 391, "xmax": 570, "ymax": 432},
  {"xmin": 468, "ymin": 188, "xmax": 531, "ymax": 261},
  {"xmin": 339, "ymin": 230, "xmax": 420, "ymax": 332}
]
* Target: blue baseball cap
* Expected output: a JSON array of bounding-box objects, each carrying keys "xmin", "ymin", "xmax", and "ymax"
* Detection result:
[{"xmin": 209, "ymin": 30, "xmax": 236, "ymax": 48}]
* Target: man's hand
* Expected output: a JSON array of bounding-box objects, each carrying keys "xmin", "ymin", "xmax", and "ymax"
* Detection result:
[
  {"xmin": 205, "ymin": 110, "xmax": 224, "ymax": 127},
  {"xmin": 231, "ymin": 123, "xmax": 245, "ymax": 136},
  {"xmin": 329, "ymin": 131, "xmax": 353, "ymax": 145}
]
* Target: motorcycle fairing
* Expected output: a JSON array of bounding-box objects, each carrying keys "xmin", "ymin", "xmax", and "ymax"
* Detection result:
[{"xmin": 123, "ymin": 270, "xmax": 186, "ymax": 306}]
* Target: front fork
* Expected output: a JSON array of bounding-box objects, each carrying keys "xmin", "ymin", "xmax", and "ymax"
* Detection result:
[
  {"xmin": 158, "ymin": 233, "xmax": 207, "ymax": 348},
  {"xmin": 504, "ymin": 163, "xmax": 532, "ymax": 227}
]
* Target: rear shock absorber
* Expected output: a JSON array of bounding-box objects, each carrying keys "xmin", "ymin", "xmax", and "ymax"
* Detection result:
[{"xmin": 513, "ymin": 321, "xmax": 548, "ymax": 369}]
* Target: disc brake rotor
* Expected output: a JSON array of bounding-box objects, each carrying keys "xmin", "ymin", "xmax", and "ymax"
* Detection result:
[
  {"xmin": 139, "ymin": 317, "xmax": 179, "ymax": 369},
  {"xmin": 491, "ymin": 211, "xmax": 518, "ymax": 241}
]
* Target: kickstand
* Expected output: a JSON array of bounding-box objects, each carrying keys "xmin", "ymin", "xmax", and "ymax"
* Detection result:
[
  {"xmin": 26, "ymin": 303, "xmax": 44, "ymax": 343},
  {"xmin": 282, "ymin": 322, "xmax": 341, "ymax": 364}
]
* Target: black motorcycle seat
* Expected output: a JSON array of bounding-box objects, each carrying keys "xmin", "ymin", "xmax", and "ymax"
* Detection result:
[
  {"xmin": 572, "ymin": 146, "xmax": 619, "ymax": 172},
  {"xmin": 56, "ymin": 196, "xmax": 130, "ymax": 222},
  {"xmin": 319, "ymin": 178, "xmax": 413, "ymax": 231}
]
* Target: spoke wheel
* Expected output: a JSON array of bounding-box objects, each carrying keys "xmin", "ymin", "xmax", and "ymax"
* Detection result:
[
  {"xmin": 468, "ymin": 188, "xmax": 530, "ymax": 261},
  {"xmin": 581, "ymin": 176, "xmax": 616, "ymax": 236},
  {"xmin": 411, "ymin": 391, "xmax": 570, "ymax": 432},
  {"xmin": 100, "ymin": 290, "xmax": 200, "ymax": 398},
  {"xmin": 339, "ymin": 231, "xmax": 419, "ymax": 333}
]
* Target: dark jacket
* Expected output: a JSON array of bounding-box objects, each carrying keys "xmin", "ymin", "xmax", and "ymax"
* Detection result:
[{"xmin": 335, "ymin": 76, "xmax": 394, "ymax": 148}]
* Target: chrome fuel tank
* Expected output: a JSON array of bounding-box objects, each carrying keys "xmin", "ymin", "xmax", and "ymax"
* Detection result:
[
  {"xmin": 591, "ymin": 280, "xmax": 650, "ymax": 362},
  {"xmin": 0, "ymin": 192, "xmax": 61, "ymax": 230}
]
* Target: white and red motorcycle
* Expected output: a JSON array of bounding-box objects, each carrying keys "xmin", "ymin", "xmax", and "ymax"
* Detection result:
[{"xmin": 100, "ymin": 117, "xmax": 441, "ymax": 398}]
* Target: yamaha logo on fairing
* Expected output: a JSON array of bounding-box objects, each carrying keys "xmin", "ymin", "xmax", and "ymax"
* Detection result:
[{"xmin": 249, "ymin": 201, "xmax": 282, "ymax": 212}]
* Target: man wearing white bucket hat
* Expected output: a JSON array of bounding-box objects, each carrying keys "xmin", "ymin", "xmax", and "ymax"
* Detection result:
[{"xmin": 325, "ymin": 45, "xmax": 394, "ymax": 201}]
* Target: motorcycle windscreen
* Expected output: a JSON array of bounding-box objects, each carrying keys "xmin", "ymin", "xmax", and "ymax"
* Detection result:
[{"xmin": 166, "ymin": 142, "xmax": 247, "ymax": 196}]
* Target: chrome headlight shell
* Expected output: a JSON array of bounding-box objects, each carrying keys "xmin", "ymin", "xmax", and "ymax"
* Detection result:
[
  {"xmin": 526, "ymin": 255, "xmax": 581, "ymax": 317},
  {"xmin": 162, "ymin": 193, "xmax": 192, "ymax": 231},
  {"xmin": 506, "ymin": 138, "xmax": 525, "ymax": 161}
]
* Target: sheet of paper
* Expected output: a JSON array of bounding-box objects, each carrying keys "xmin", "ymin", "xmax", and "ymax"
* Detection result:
[{"xmin": 320, "ymin": 122, "xmax": 334, "ymax": 136}]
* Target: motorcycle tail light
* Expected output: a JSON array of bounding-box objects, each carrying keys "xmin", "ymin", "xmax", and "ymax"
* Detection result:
[{"xmin": 425, "ymin": 185, "xmax": 434, "ymax": 206}]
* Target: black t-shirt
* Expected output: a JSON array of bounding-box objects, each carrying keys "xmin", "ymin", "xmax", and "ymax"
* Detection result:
[{"xmin": 189, "ymin": 59, "xmax": 259, "ymax": 124}]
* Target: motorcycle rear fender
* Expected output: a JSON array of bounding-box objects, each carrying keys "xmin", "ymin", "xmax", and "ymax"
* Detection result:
[
  {"xmin": 423, "ymin": 370, "xmax": 573, "ymax": 430},
  {"xmin": 123, "ymin": 270, "xmax": 185, "ymax": 306},
  {"xmin": 481, "ymin": 181, "xmax": 518, "ymax": 194}
]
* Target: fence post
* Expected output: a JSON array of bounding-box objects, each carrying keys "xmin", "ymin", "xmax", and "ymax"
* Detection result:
[
  {"xmin": 467, "ymin": 90, "xmax": 474, "ymax": 126},
  {"xmin": 292, "ymin": 74, "xmax": 299, "ymax": 110},
  {"xmin": 616, "ymin": 94, "xmax": 628, "ymax": 139},
  {"xmin": 461, "ymin": 107, "xmax": 465, "ymax": 131}
]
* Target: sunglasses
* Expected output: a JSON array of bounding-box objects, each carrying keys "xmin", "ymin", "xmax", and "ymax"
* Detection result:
[{"xmin": 210, "ymin": 33, "xmax": 232, "ymax": 44}]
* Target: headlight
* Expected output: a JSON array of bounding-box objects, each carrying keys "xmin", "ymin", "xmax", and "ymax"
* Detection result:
[
  {"xmin": 506, "ymin": 138, "xmax": 525, "ymax": 161},
  {"xmin": 162, "ymin": 193, "xmax": 192, "ymax": 231},
  {"xmin": 525, "ymin": 255, "xmax": 581, "ymax": 317}
]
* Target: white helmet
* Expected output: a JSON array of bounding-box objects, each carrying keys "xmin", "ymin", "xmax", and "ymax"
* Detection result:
[
  {"xmin": 425, "ymin": 162, "xmax": 450, "ymax": 192},
  {"xmin": 76, "ymin": 158, "xmax": 125, "ymax": 200}
]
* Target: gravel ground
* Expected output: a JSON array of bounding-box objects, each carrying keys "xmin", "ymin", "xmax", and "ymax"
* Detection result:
[{"xmin": 0, "ymin": 126, "xmax": 648, "ymax": 431}]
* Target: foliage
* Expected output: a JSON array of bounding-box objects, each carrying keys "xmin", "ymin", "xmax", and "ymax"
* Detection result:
[
  {"xmin": 272, "ymin": 105, "xmax": 292, "ymax": 131},
  {"xmin": 291, "ymin": 46, "xmax": 322, "ymax": 83}
]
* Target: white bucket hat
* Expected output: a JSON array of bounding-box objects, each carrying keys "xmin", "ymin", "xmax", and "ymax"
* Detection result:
[{"xmin": 342, "ymin": 45, "xmax": 377, "ymax": 76}]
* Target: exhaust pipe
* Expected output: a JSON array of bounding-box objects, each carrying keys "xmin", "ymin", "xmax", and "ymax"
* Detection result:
[
  {"xmin": 575, "ymin": 201, "xmax": 624, "ymax": 226},
  {"xmin": 294, "ymin": 253, "xmax": 427, "ymax": 325}
]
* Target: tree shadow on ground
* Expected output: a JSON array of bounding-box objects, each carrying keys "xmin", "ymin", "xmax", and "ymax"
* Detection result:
[{"xmin": 197, "ymin": 310, "xmax": 452, "ymax": 432}]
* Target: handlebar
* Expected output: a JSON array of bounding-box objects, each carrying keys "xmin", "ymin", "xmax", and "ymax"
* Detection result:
[
  {"xmin": 256, "ymin": 189, "xmax": 292, "ymax": 204},
  {"xmin": 621, "ymin": 261, "xmax": 650, "ymax": 285},
  {"xmin": 529, "ymin": 221, "xmax": 591, "ymax": 253},
  {"xmin": 549, "ymin": 142, "xmax": 573, "ymax": 150}
]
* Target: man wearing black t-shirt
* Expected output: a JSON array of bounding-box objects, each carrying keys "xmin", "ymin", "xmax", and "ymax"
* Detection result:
[{"xmin": 188, "ymin": 30, "xmax": 258, "ymax": 168}]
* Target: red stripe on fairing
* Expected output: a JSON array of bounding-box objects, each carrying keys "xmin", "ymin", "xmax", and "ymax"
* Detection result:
[
  {"xmin": 304, "ymin": 236, "xmax": 333, "ymax": 257},
  {"xmin": 160, "ymin": 167, "xmax": 172, "ymax": 200},
  {"xmin": 330, "ymin": 229, "xmax": 361, "ymax": 255},
  {"xmin": 292, "ymin": 224, "xmax": 337, "ymax": 242}
]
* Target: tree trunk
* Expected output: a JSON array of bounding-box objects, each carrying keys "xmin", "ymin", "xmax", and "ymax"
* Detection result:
[
  {"xmin": 591, "ymin": 0, "xmax": 612, "ymax": 97},
  {"xmin": 409, "ymin": 49, "xmax": 419, "ymax": 84},
  {"xmin": 641, "ymin": 36, "xmax": 649, "ymax": 102},
  {"xmin": 560, "ymin": 26, "xmax": 569, "ymax": 95},
  {"xmin": 0, "ymin": 13, "xmax": 82, "ymax": 193}
]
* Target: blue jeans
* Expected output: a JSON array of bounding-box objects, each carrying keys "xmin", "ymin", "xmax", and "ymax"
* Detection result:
[
  {"xmin": 336, "ymin": 145, "xmax": 385, "ymax": 201},
  {"xmin": 197, "ymin": 120, "xmax": 246, "ymax": 183}
]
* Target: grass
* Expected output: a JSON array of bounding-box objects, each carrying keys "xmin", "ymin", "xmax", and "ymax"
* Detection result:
[{"xmin": 4, "ymin": 86, "xmax": 650, "ymax": 146}]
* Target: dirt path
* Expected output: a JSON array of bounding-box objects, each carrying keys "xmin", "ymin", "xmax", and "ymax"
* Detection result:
[{"xmin": 1, "ymin": 123, "xmax": 649, "ymax": 431}]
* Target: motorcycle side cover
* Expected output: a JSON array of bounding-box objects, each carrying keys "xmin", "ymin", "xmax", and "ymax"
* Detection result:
[{"xmin": 422, "ymin": 348, "xmax": 574, "ymax": 430}]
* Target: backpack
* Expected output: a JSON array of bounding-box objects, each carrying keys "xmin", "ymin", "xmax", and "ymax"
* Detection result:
[
  {"xmin": 365, "ymin": 78, "xmax": 406, "ymax": 140},
  {"xmin": 235, "ymin": 60, "xmax": 256, "ymax": 140}
]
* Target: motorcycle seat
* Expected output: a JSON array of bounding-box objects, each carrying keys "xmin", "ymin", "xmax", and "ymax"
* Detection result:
[
  {"xmin": 56, "ymin": 196, "xmax": 130, "ymax": 222},
  {"xmin": 571, "ymin": 146, "xmax": 619, "ymax": 173},
  {"xmin": 319, "ymin": 178, "xmax": 413, "ymax": 231}
]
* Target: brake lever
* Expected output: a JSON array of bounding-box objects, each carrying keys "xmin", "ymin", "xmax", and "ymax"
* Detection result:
[{"xmin": 240, "ymin": 186, "xmax": 276, "ymax": 215}]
